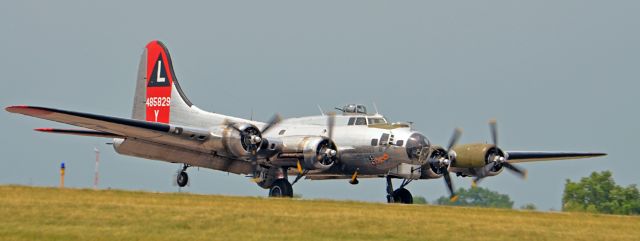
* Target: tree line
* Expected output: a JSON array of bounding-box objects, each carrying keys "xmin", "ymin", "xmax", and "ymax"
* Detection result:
[{"xmin": 426, "ymin": 170, "xmax": 638, "ymax": 215}]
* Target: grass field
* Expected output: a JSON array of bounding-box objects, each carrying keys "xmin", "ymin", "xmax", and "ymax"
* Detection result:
[{"xmin": 0, "ymin": 185, "xmax": 638, "ymax": 241}]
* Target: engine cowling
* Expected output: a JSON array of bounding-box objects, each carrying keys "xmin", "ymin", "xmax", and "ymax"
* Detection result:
[
  {"xmin": 450, "ymin": 143, "xmax": 507, "ymax": 169},
  {"xmin": 420, "ymin": 146, "xmax": 449, "ymax": 179},
  {"xmin": 278, "ymin": 136, "xmax": 337, "ymax": 171},
  {"xmin": 222, "ymin": 123, "xmax": 263, "ymax": 158}
]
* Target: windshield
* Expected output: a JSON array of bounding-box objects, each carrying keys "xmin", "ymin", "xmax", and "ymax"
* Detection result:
[{"xmin": 367, "ymin": 118, "xmax": 387, "ymax": 125}]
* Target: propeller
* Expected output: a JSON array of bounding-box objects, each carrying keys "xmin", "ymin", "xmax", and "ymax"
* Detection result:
[
  {"xmin": 261, "ymin": 114, "xmax": 282, "ymax": 134},
  {"xmin": 431, "ymin": 128, "xmax": 462, "ymax": 202},
  {"xmin": 223, "ymin": 120, "xmax": 262, "ymax": 154},
  {"xmin": 226, "ymin": 114, "xmax": 282, "ymax": 182},
  {"xmin": 293, "ymin": 112, "xmax": 337, "ymax": 184},
  {"xmin": 326, "ymin": 112, "xmax": 335, "ymax": 141},
  {"xmin": 315, "ymin": 112, "xmax": 337, "ymax": 164},
  {"xmin": 447, "ymin": 128, "xmax": 462, "ymax": 152},
  {"xmin": 472, "ymin": 120, "xmax": 527, "ymax": 186}
]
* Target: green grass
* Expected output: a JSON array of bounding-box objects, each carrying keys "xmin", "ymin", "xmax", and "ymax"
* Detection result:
[{"xmin": 0, "ymin": 185, "xmax": 638, "ymax": 241}]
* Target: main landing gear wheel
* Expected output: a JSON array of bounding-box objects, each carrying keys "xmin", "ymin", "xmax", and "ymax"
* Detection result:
[
  {"xmin": 385, "ymin": 176, "xmax": 414, "ymax": 204},
  {"xmin": 391, "ymin": 188, "xmax": 413, "ymax": 204},
  {"xmin": 268, "ymin": 178, "xmax": 293, "ymax": 198}
]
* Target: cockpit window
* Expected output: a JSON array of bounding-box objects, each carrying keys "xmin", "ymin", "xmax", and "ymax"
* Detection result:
[
  {"xmin": 406, "ymin": 133, "xmax": 430, "ymax": 161},
  {"xmin": 355, "ymin": 117, "xmax": 367, "ymax": 125},
  {"xmin": 348, "ymin": 117, "xmax": 356, "ymax": 125},
  {"xmin": 367, "ymin": 118, "xmax": 387, "ymax": 125}
]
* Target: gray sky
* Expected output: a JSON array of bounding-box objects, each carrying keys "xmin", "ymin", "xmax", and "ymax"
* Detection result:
[{"xmin": 1, "ymin": 1, "xmax": 638, "ymax": 210}]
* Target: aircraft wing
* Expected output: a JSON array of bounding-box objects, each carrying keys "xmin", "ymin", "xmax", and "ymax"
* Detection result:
[
  {"xmin": 5, "ymin": 106, "xmax": 216, "ymax": 152},
  {"xmin": 506, "ymin": 151, "xmax": 606, "ymax": 163}
]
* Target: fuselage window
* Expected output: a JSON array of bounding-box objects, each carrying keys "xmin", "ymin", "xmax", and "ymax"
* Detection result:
[
  {"xmin": 396, "ymin": 140, "xmax": 404, "ymax": 147},
  {"xmin": 348, "ymin": 117, "xmax": 356, "ymax": 125},
  {"xmin": 355, "ymin": 117, "xmax": 367, "ymax": 125},
  {"xmin": 371, "ymin": 138, "xmax": 378, "ymax": 146},
  {"xmin": 380, "ymin": 133, "xmax": 389, "ymax": 145},
  {"xmin": 278, "ymin": 130, "xmax": 286, "ymax": 135}
]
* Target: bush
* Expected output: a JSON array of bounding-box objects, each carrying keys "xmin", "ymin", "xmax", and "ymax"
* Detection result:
[
  {"xmin": 520, "ymin": 203, "xmax": 537, "ymax": 210},
  {"xmin": 434, "ymin": 187, "xmax": 513, "ymax": 209},
  {"xmin": 413, "ymin": 196, "xmax": 428, "ymax": 204}
]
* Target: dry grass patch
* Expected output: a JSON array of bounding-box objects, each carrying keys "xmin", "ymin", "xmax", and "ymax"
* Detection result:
[{"xmin": 0, "ymin": 185, "xmax": 638, "ymax": 241}]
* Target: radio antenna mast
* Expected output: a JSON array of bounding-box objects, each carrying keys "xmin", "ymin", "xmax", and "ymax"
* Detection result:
[
  {"xmin": 317, "ymin": 105, "xmax": 325, "ymax": 116},
  {"xmin": 372, "ymin": 101, "xmax": 380, "ymax": 114}
]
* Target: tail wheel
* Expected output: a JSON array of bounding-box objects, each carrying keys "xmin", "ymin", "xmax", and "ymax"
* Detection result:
[
  {"xmin": 268, "ymin": 179, "xmax": 293, "ymax": 198},
  {"xmin": 177, "ymin": 171, "xmax": 188, "ymax": 187}
]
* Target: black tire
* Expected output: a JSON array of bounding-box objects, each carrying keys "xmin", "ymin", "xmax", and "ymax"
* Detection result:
[
  {"xmin": 177, "ymin": 171, "xmax": 189, "ymax": 187},
  {"xmin": 269, "ymin": 179, "xmax": 293, "ymax": 198},
  {"xmin": 392, "ymin": 188, "xmax": 413, "ymax": 204}
]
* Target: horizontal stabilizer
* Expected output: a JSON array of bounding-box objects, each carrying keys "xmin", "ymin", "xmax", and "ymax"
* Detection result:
[
  {"xmin": 35, "ymin": 128, "xmax": 123, "ymax": 138},
  {"xmin": 5, "ymin": 105, "xmax": 218, "ymax": 153},
  {"xmin": 6, "ymin": 105, "xmax": 170, "ymax": 137}
]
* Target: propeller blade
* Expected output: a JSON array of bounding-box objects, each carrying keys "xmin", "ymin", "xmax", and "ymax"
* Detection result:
[
  {"xmin": 503, "ymin": 162, "xmax": 527, "ymax": 179},
  {"xmin": 261, "ymin": 114, "xmax": 282, "ymax": 134},
  {"xmin": 349, "ymin": 168, "xmax": 359, "ymax": 185},
  {"xmin": 489, "ymin": 119, "xmax": 498, "ymax": 147},
  {"xmin": 296, "ymin": 160, "xmax": 303, "ymax": 173},
  {"xmin": 482, "ymin": 162, "xmax": 495, "ymax": 176},
  {"xmin": 250, "ymin": 159, "xmax": 263, "ymax": 183},
  {"xmin": 443, "ymin": 171, "xmax": 457, "ymax": 202},
  {"xmin": 471, "ymin": 162, "xmax": 495, "ymax": 188},
  {"xmin": 471, "ymin": 176, "xmax": 482, "ymax": 188},
  {"xmin": 447, "ymin": 128, "xmax": 463, "ymax": 152},
  {"xmin": 223, "ymin": 120, "xmax": 242, "ymax": 133},
  {"xmin": 326, "ymin": 112, "xmax": 336, "ymax": 140}
]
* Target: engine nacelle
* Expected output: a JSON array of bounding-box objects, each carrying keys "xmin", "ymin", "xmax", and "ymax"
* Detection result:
[
  {"xmin": 278, "ymin": 136, "xmax": 337, "ymax": 171},
  {"xmin": 222, "ymin": 123, "xmax": 262, "ymax": 158},
  {"xmin": 451, "ymin": 143, "xmax": 506, "ymax": 168}
]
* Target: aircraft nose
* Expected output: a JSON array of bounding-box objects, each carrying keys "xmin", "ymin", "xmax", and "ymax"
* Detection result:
[{"xmin": 405, "ymin": 132, "xmax": 430, "ymax": 161}]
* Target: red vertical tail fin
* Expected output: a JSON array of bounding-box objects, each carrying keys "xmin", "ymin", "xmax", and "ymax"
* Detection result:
[{"xmin": 132, "ymin": 40, "xmax": 193, "ymax": 124}]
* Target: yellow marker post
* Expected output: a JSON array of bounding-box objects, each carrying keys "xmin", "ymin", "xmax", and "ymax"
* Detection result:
[{"xmin": 60, "ymin": 162, "xmax": 65, "ymax": 188}]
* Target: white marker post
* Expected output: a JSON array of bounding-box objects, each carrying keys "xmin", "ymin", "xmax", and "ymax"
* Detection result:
[{"xmin": 94, "ymin": 147, "xmax": 100, "ymax": 190}]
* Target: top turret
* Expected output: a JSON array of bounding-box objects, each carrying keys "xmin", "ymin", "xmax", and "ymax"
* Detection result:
[{"xmin": 336, "ymin": 104, "xmax": 367, "ymax": 115}]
